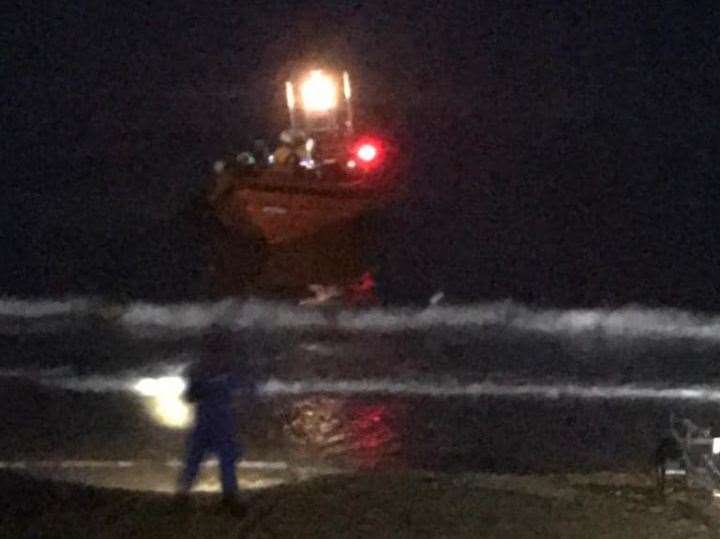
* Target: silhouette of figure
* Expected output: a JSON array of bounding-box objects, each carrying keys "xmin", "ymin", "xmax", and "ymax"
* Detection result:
[{"xmin": 177, "ymin": 328, "xmax": 244, "ymax": 507}]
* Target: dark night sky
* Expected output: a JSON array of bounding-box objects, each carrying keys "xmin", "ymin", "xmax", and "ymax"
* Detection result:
[{"xmin": 4, "ymin": 1, "xmax": 720, "ymax": 307}]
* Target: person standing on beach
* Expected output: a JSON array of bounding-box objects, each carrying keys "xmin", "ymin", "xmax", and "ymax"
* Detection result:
[{"xmin": 177, "ymin": 327, "xmax": 246, "ymax": 512}]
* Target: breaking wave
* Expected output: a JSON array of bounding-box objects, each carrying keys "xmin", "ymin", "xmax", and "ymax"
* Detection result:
[
  {"xmin": 2, "ymin": 296, "xmax": 720, "ymax": 342},
  {"xmin": 5, "ymin": 365, "xmax": 720, "ymax": 403},
  {"xmin": 0, "ymin": 298, "xmax": 93, "ymax": 318},
  {"xmin": 260, "ymin": 378, "xmax": 720, "ymax": 402}
]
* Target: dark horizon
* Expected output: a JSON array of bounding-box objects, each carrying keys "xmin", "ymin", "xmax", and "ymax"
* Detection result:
[{"xmin": 4, "ymin": 1, "xmax": 720, "ymax": 309}]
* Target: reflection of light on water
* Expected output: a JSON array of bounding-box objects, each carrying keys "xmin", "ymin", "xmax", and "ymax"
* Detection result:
[
  {"xmin": 285, "ymin": 397, "xmax": 401, "ymax": 467},
  {"xmin": 194, "ymin": 477, "xmax": 288, "ymax": 492},
  {"xmin": 133, "ymin": 376, "xmax": 193, "ymax": 429}
]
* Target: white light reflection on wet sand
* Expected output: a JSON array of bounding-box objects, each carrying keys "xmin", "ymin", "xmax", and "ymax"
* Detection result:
[
  {"xmin": 0, "ymin": 460, "xmax": 343, "ymax": 492},
  {"xmin": 7, "ymin": 368, "xmax": 720, "ymax": 404}
]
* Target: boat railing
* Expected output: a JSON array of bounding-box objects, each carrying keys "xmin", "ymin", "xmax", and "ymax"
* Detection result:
[{"xmin": 661, "ymin": 412, "xmax": 720, "ymax": 499}]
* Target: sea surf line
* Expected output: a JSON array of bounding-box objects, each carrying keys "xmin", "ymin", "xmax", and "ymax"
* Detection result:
[
  {"xmin": 4, "ymin": 368, "xmax": 720, "ymax": 403},
  {"xmin": 3, "ymin": 297, "xmax": 720, "ymax": 342}
]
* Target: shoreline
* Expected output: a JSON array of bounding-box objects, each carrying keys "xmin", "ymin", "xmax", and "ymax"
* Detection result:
[{"xmin": 1, "ymin": 470, "xmax": 717, "ymax": 538}]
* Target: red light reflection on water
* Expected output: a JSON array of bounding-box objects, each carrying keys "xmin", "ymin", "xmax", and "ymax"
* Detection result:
[{"xmin": 284, "ymin": 397, "xmax": 402, "ymax": 469}]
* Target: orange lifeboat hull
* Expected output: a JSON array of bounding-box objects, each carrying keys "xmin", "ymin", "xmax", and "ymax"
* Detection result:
[{"xmin": 211, "ymin": 170, "xmax": 400, "ymax": 296}]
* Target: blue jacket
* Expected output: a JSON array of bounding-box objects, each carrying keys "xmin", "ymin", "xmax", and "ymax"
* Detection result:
[{"xmin": 185, "ymin": 368, "xmax": 242, "ymax": 437}]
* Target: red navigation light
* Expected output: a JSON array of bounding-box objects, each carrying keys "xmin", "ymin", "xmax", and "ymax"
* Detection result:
[
  {"xmin": 356, "ymin": 143, "xmax": 378, "ymax": 162},
  {"xmin": 350, "ymin": 137, "xmax": 384, "ymax": 170}
]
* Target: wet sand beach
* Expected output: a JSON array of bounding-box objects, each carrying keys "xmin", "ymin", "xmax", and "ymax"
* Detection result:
[{"xmin": 1, "ymin": 470, "xmax": 718, "ymax": 538}]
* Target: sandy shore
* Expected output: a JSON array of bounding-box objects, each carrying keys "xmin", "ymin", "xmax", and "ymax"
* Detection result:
[{"xmin": 1, "ymin": 470, "xmax": 718, "ymax": 538}]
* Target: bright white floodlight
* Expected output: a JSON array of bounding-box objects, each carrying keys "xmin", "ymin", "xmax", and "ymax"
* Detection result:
[
  {"xmin": 134, "ymin": 376, "xmax": 192, "ymax": 429},
  {"xmin": 300, "ymin": 70, "xmax": 338, "ymax": 112}
]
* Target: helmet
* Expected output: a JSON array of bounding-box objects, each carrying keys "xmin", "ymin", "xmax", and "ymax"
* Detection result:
[{"xmin": 236, "ymin": 152, "xmax": 256, "ymax": 166}]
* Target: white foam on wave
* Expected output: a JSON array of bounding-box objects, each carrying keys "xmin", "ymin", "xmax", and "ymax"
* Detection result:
[
  {"xmin": 46, "ymin": 375, "xmax": 136, "ymax": 393},
  {"xmin": 118, "ymin": 298, "xmax": 327, "ymax": 332},
  {"xmin": 4, "ymin": 296, "xmax": 720, "ymax": 343},
  {"xmin": 0, "ymin": 361, "xmax": 191, "ymax": 393},
  {"xmin": 9, "ymin": 365, "xmax": 720, "ymax": 404},
  {"xmin": 0, "ymin": 297, "xmax": 92, "ymax": 318},
  {"xmin": 260, "ymin": 378, "xmax": 720, "ymax": 401},
  {"xmin": 0, "ymin": 297, "xmax": 105, "ymax": 335},
  {"xmin": 114, "ymin": 299, "xmax": 720, "ymax": 343},
  {"xmin": 0, "ymin": 366, "xmax": 75, "ymax": 378}
]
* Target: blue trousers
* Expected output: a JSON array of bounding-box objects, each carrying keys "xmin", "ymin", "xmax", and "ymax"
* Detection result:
[{"xmin": 178, "ymin": 423, "xmax": 241, "ymax": 498}]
